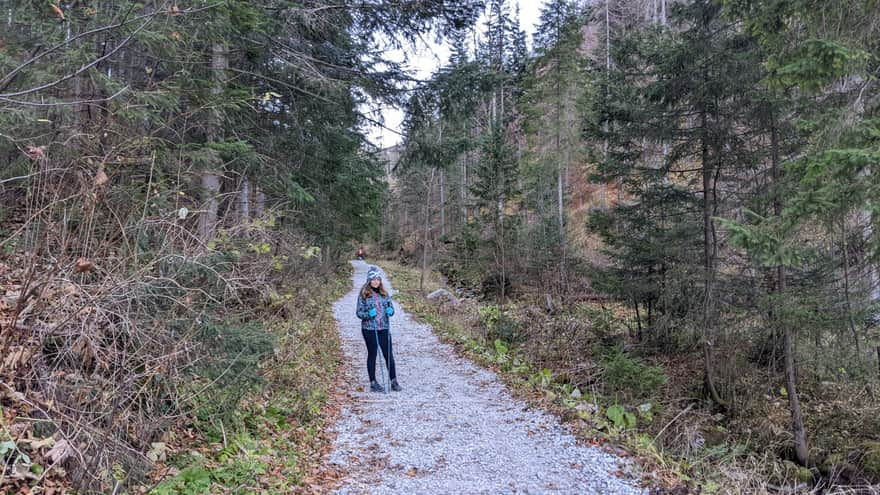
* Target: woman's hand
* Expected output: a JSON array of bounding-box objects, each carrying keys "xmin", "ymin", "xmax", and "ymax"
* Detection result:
[
  {"xmin": 385, "ymin": 306, "xmax": 394, "ymax": 317},
  {"xmin": 368, "ymin": 308, "xmax": 378, "ymax": 318}
]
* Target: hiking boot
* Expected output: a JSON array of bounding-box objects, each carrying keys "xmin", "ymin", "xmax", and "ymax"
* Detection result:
[
  {"xmin": 390, "ymin": 379, "xmax": 402, "ymax": 392},
  {"xmin": 370, "ymin": 381, "xmax": 383, "ymax": 392}
]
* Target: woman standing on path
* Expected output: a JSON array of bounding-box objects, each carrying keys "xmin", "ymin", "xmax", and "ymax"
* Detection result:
[{"xmin": 356, "ymin": 266, "xmax": 402, "ymax": 392}]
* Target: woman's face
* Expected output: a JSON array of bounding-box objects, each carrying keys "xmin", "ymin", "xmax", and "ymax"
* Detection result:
[{"xmin": 370, "ymin": 277, "xmax": 381, "ymax": 288}]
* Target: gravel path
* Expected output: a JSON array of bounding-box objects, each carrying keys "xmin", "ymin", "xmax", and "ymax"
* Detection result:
[{"xmin": 328, "ymin": 261, "xmax": 644, "ymax": 495}]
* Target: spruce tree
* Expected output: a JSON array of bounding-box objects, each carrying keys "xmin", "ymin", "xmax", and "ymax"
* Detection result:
[
  {"xmin": 586, "ymin": 0, "xmax": 765, "ymax": 407},
  {"xmin": 522, "ymin": 0, "xmax": 585, "ymax": 290}
]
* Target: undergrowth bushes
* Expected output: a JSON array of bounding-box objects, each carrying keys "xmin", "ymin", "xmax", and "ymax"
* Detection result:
[
  {"xmin": 0, "ymin": 167, "xmax": 346, "ymax": 494},
  {"xmin": 191, "ymin": 319, "xmax": 277, "ymax": 439},
  {"xmin": 149, "ymin": 271, "xmax": 346, "ymax": 494},
  {"xmin": 599, "ymin": 345, "xmax": 668, "ymax": 400},
  {"xmin": 478, "ymin": 304, "xmax": 523, "ymax": 344}
]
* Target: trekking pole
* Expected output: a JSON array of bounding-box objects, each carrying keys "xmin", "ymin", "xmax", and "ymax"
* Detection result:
[
  {"xmin": 371, "ymin": 286, "xmax": 391, "ymax": 394},
  {"xmin": 383, "ymin": 300, "xmax": 395, "ymax": 393},
  {"xmin": 382, "ymin": 301, "xmax": 395, "ymax": 393},
  {"xmin": 386, "ymin": 326, "xmax": 394, "ymax": 389}
]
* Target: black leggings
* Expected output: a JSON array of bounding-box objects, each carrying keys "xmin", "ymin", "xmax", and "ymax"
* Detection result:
[{"xmin": 361, "ymin": 328, "xmax": 396, "ymax": 382}]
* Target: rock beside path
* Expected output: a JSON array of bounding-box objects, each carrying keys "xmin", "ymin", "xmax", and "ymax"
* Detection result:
[{"xmin": 426, "ymin": 288, "xmax": 460, "ymax": 306}]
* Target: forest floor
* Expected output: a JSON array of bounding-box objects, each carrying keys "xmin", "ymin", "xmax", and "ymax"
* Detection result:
[{"xmin": 323, "ymin": 261, "xmax": 644, "ymax": 494}]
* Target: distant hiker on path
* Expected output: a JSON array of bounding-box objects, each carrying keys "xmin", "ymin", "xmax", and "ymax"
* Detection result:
[
  {"xmin": 356, "ymin": 246, "xmax": 365, "ymax": 260},
  {"xmin": 356, "ymin": 266, "xmax": 401, "ymax": 392}
]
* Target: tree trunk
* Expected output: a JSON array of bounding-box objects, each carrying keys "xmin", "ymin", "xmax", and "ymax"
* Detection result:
[
  {"xmin": 863, "ymin": 211, "xmax": 880, "ymax": 303},
  {"xmin": 499, "ymin": 201, "xmax": 507, "ymax": 312},
  {"xmin": 840, "ymin": 219, "xmax": 861, "ymax": 354},
  {"xmin": 557, "ymin": 162, "xmax": 566, "ymax": 285},
  {"xmin": 771, "ymin": 114, "xmax": 809, "ymax": 466},
  {"xmin": 604, "ymin": 0, "xmax": 616, "ymax": 208},
  {"xmin": 601, "ymin": 136, "xmax": 609, "ymax": 209},
  {"xmin": 210, "ymin": 43, "xmax": 227, "ymax": 130},
  {"xmin": 440, "ymin": 167, "xmax": 446, "ymax": 238},
  {"xmin": 701, "ymin": 108, "xmax": 725, "ymax": 408},
  {"xmin": 252, "ymin": 183, "xmax": 266, "ymax": 218},
  {"xmin": 461, "ymin": 155, "xmax": 468, "ymax": 224},
  {"xmin": 871, "ymin": 261, "xmax": 880, "ymax": 302},
  {"xmin": 238, "ymin": 175, "xmax": 250, "ymax": 223},
  {"xmin": 780, "ymin": 265, "xmax": 809, "ymax": 465},
  {"xmin": 605, "ymin": 0, "xmax": 611, "ymax": 73},
  {"xmin": 634, "ymin": 299, "xmax": 642, "ymax": 341},
  {"xmin": 420, "ymin": 168, "xmax": 435, "ymax": 294},
  {"xmin": 200, "ymin": 43, "xmax": 228, "ymax": 244},
  {"xmin": 555, "ymin": 48, "xmax": 567, "ymax": 291},
  {"xmin": 198, "ymin": 173, "xmax": 221, "ymax": 242}
]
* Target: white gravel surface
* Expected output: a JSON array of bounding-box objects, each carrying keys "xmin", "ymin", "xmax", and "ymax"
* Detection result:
[{"xmin": 328, "ymin": 261, "xmax": 645, "ymax": 495}]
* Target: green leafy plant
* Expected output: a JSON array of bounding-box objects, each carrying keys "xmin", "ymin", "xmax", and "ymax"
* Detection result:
[
  {"xmin": 152, "ymin": 467, "xmax": 212, "ymax": 495},
  {"xmin": 479, "ymin": 305, "xmax": 502, "ymax": 329},
  {"xmin": 606, "ymin": 404, "xmax": 637, "ymax": 429},
  {"xmin": 492, "ymin": 338, "xmax": 510, "ymax": 365},
  {"xmin": 0, "ymin": 439, "xmax": 31, "ymax": 467},
  {"xmin": 478, "ymin": 305, "xmax": 522, "ymax": 344},
  {"xmin": 531, "ymin": 368, "xmax": 554, "ymax": 389}
]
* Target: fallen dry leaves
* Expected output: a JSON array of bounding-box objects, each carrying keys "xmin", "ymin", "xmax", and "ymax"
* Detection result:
[{"xmin": 0, "ymin": 389, "xmax": 73, "ymax": 494}]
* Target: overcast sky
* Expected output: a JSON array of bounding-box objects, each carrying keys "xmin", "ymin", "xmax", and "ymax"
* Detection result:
[{"xmin": 364, "ymin": 1, "xmax": 543, "ymax": 149}]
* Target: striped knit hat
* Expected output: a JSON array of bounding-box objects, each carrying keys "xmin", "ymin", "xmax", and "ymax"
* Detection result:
[{"xmin": 366, "ymin": 266, "xmax": 381, "ymax": 282}]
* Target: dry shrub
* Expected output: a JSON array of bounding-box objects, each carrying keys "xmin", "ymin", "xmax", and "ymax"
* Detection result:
[
  {"xmin": 521, "ymin": 310, "xmax": 603, "ymax": 388},
  {"xmin": 0, "ymin": 153, "xmax": 314, "ymax": 493}
]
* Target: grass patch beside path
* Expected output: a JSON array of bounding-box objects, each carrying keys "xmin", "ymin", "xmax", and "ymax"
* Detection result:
[
  {"xmin": 143, "ymin": 270, "xmax": 350, "ymax": 495},
  {"xmin": 381, "ymin": 261, "xmax": 445, "ymax": 296}
]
